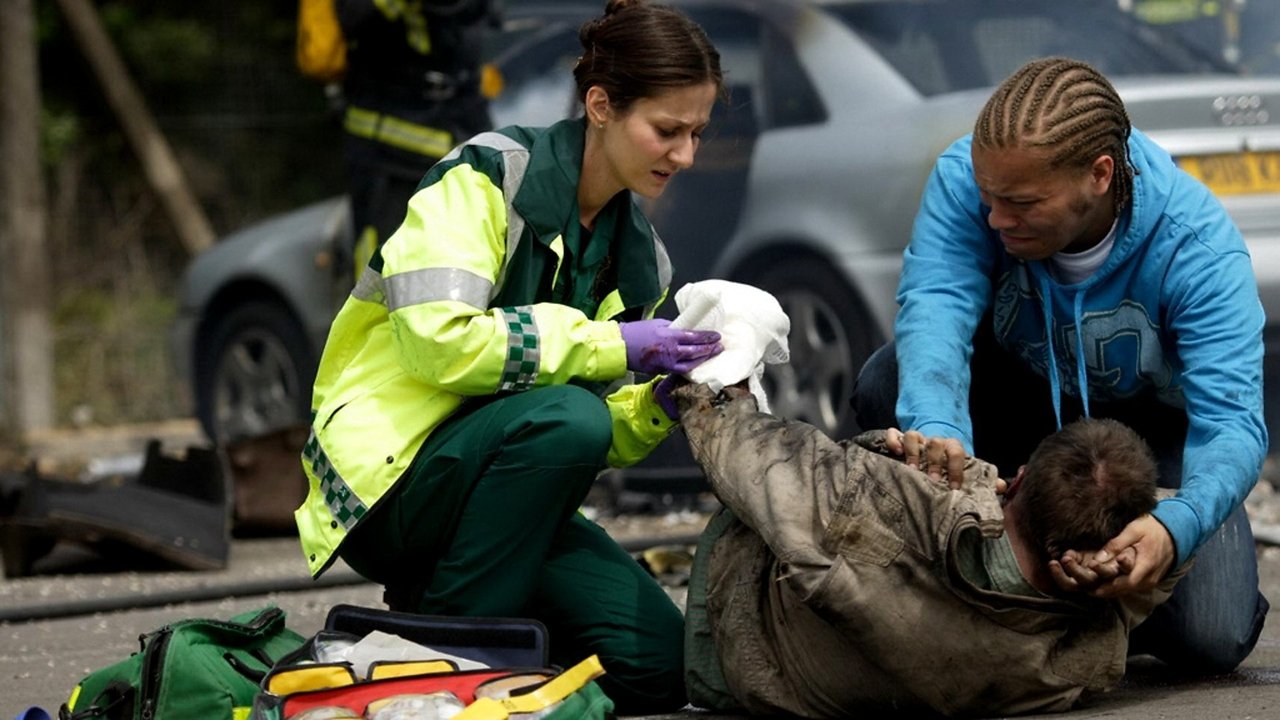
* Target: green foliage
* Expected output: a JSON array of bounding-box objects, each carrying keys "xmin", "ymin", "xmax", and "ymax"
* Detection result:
[
  {"xmin": 120, "ymin": 18, "xmax": 217, "ymax": 85},
  {"xmin": 40, "ymin": 107, "xmax": 80, "ymax": 166},
  {"xmin": 37, "ymin": 0, "xmax": 345, "ymax": 427},
  {"xmin": 54, "ymin": 286, "xmax": 182, "ymax": 426}
]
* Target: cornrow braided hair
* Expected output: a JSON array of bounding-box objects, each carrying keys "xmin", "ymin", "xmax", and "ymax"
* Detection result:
[{"xmin": 974, "ymin": 57, "xmax": 1133, "ymax": 213}]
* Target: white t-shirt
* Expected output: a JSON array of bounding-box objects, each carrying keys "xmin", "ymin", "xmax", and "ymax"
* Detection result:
[{"xmin": 1050, "ymin": 220, "xmax": 1118, "ymax": 285}]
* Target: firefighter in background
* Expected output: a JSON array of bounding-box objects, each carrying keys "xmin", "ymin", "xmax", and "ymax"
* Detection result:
[
  {"xmin": 1128, "ymin": 0, "xmax": 1233, "ymax": 61},
  {"xmin": 1126, "ymin": 0, "xmax": 1276, "ymax": 72},
  {"xmin": 337, "ymin": 0, "xmax": 502, "ymax": 275},
  {"xmin": 1129, "ymin": 0, "xmax": 1279, "ymax": 74}
]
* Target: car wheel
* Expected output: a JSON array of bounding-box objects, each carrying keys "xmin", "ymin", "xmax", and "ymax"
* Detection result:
[
  {"xmin": 195, "ymin": 301, "xmax": 315, "ymax": 444},
  {"xmin": 748, "ymin": 258, "xmax": 878, "ymax": 439}
]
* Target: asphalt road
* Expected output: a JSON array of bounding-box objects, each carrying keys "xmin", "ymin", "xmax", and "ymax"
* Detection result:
[
  {"xmin": 2, "ymin": 421, "xmax": 1279, "ymax": 719},
  {"xmin": 2, "ymin": 536, "xmax": 1279, "ymax": 719}
]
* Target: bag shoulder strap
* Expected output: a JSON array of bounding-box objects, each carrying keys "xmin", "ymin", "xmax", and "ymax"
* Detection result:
[{"xmin": 60, "ymin": 680, "xmax": 134, "ymax": 720}]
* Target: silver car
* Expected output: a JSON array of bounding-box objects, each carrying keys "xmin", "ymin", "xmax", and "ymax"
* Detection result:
[{"xmin": 173, "ymin": 0, "xmax": 1280, "ymax": 486}]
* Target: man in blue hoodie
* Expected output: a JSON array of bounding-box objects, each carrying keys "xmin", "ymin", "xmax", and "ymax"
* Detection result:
[{"xmin": 851, "ymin": 56, "xmax": 1268, "ymax": 672}]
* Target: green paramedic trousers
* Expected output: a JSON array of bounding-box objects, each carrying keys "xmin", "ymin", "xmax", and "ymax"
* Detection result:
[{"xmin": 339, "ymin": 384, "xmax": 686, "ymax": 714}]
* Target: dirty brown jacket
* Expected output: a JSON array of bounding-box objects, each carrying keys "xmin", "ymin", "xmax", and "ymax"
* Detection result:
[{"xmin": 676, "ymin": 383, "xmax": 1181, "ymax": 718}]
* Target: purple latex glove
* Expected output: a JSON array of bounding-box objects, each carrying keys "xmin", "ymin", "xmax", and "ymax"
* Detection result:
[
  {"xmin": 654, "ymin": 375, "xmax": 681, "ymax": 421},
  {"xmin": 619, "ymin": 319, "xmax": 722, "ymax": 375}
]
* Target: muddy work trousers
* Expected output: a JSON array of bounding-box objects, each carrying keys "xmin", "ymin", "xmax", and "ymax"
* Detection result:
[{"xmin": 339, "ymin": 385, "xmax": 686, "ymax": 713}]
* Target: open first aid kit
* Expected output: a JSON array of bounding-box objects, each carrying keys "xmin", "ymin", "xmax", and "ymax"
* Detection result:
[{"xmin": 249, "ymin": 604, "xmax": 614, "ymax": 720}]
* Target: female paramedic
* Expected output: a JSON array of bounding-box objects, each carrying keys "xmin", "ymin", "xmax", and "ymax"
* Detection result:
[{"xmin": 294, "ymin": 0, "xmax": 724, "ymax": 712}]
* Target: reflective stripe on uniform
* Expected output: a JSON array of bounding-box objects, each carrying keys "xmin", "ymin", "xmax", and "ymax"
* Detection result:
[
  {"xmin": 351, "ymin": 254, "xmax": 493, "ymax": 312},
  {"xmin": 372, "ymin": 0, "xmax": 431, "ymax": 53},
  {"xmin": 304, "ymin": 429, "xmax": 369, "ymax": 530},
  {"xmin": 653, "ymin": 229, "xmax": 673, "ymax": 291},
  {"xmin": 385, "ymin": 267, "xmax": 492, "ymax": 312},
  {"xmin": 373, "ymin": 0, "xmax": 406, "ymax": 17},
  {"xmin": 498, "ymin": 306, "xmax": 540, "ymax": 391},
  {"xmin": 352, "ymin": 264, "xmax": 385, "ymax": 304},
  {"xmin": 441, "ymin": 132, "xmax": 531, "ymax": 300},
  {"xmin": 345, "ymin": 106, "xmax": 452, "ymax": 158}
]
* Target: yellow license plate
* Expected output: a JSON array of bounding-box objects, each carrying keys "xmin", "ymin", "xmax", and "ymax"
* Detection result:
[{"xmin": 1177, "ymin": 151, "xmax": 1280, "ymax": 196}]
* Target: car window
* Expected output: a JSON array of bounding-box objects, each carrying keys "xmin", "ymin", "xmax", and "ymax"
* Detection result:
[
  {"xmin": 489, "ymin": 4, "xmax": 828, "ymax": 134},
  {"xmin": 829, "ymin": 0, "xmax": 1240, "ymax": 96},
  {"xmin": 686, "ymin": 6, "xmax": 826, "ymax": 133},
  {"xmin": 761, "ymin": 18, "xmax": 828, "ymax": 127},
  {"xmin": 669, "ymin": 6, "xmax": 762, "ymax": 145}
]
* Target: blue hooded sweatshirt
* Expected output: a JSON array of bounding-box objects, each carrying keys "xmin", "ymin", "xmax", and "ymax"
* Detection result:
[{"xmin": 896, "ymin": 129, "xmax": 1266, "ymax": 567}]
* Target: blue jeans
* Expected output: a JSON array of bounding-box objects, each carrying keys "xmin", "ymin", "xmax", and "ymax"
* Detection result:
[
  {"xmin": 851, "ymin": 335, "xmax": 1269, "ymax": 673},
  {"xmin": 1128, "ymin": 504, "xmax": 1268, "ymax": 673}
]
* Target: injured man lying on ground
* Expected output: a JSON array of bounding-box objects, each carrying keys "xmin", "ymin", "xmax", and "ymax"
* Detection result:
[{"xmin": 675, "ymin": 381, "xmax": 1187, "ymax": 718}]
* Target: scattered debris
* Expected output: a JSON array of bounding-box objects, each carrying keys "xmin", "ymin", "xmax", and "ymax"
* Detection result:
[{"xmin": 0, "ymin": 441, "xmax": 229, "ymax": 577}]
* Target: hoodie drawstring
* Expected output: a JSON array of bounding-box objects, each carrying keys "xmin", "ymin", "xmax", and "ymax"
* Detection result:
[
  {"xmin": 1038, "ymin": 275, "xmax": 1065, "ymax": 431},
  {"xmin": 1072, "ymin": 290, "xmax": 1092, "ymax": 418},
  {"xmin": 1036, "ymin": 271, "xmax": 1092, "ymax": 431}
]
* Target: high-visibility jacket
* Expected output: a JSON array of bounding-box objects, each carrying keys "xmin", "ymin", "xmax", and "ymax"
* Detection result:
[{"xmin": 297, "ymin": 117, "xmax": 676, "ymax": 576}]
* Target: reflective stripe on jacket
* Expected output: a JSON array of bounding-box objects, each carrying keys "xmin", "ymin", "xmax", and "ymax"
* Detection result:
[
  {"xmin": 343, "ymin": 105, "xmax": 455, "ymax": 158},
  {"xmin": 297, "ymin": 118, "xmax": 674, "ymax": 576}
]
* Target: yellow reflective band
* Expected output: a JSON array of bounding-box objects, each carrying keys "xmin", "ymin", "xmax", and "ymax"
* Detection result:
[
  {"xmin": 266, "ymin": 663, "xmax": 359, "ymax": 695},
  {"xmin": 344, "ymin": 107, "xmax": 453, "ymax": 158},
  {"xmin": 1133, "ymin": 0, "xmax": 1217, "ymax": 24},
  {"xmin": 454, "ymin": 655, "xmax": 605, "ymax": 720},
  {"xmin": 67, "ymin": 685, "xmax": 82, "ymax": 711},
  {"xmin": 404, "ymin": 11, "xmax": 431, "ymax": 54},
  {"xmin": 370, "ymin": 0, "xmax": 430, "ymax": 51},
  {"xmin": 373, "ymin": 0, "xmax": 405, "ymax": 20},
  {"xmin": 232, "ymin": 707, "xmax": 251, "ymax": 720},
  {"xmin": 344, "ymin": 107, "xmax": 380, "ymax": 137},
  {"xmin": 368, "ymin": 659, "xmax": 459, "ymax": 679},
  {"xmin": 378, "ymin": 115, "xmax": 451, "ymax": 156}
]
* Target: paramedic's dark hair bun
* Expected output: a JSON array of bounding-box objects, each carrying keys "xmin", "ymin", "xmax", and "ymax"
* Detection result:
[{"xmin": 574, "ymin": 0, "xmax": 723, "ymax": 111}]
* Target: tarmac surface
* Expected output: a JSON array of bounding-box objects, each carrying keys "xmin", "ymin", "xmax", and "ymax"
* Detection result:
[{"xmin": 3, "ymin": 424, "xmax": 1280, "ymax": 719}]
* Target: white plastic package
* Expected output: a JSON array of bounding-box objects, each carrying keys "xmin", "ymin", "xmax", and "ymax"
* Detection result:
[{"xmin": 318, "ymin": 630, "xmax": 488, "ymax": 679}]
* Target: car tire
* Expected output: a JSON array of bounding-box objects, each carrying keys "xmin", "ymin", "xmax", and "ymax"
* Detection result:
[
  {"xmin": 747, "ymin": 258, "xmax": 878, "ymax": 439},
  {"xmin": 195, "ymin": 301, "xmax": 315, "ymax": 445}
]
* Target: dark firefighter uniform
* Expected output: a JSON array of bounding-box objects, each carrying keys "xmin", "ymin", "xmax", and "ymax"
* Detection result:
[{"xmin": 337, "ymin": 0, "xmax": 500, "ymax": 271}]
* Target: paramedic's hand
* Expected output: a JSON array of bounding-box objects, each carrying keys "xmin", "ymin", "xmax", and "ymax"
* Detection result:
[
  {"xmin": 653, "ymin": 375, "xmax": 681, "ymax": 421},
  {"xmin": 1049, "ymin": 515, "xmax": 1175, "ymax": 596},
  {"xmin": 620, "ymin": 319, "xmax": 722, "ymax": 375},
  {"xmin": 885, "ymin": 428, "xmax": 967, "ymax": 489}
]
